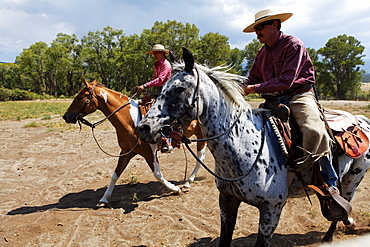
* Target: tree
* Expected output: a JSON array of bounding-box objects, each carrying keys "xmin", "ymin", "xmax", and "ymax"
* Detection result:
[
  {"xmin": 318, "ymin": 35, "xmax": 365, "ymax": 99},
  {"xmin": 242, "ymin": 39, "xmax": 263, "ymax": 75},
  {"xmin": 141, "ymin": 20, "xmax": 200, "ymax": 58},
  {"xmin": 194, "ymin": 32, "xmax": 230, "ymax": 67},
  {"xmin": 16, "ymin": 42, "xmax": 49, "ymax": 94},
  {"xmin": 44, "ymin": 33, "xmax": 83, "ymax": 96},
  {"xmin": 81, "ymin": 26, "xmax": 124, "ymax": 89},
  {"xmin": 227, "ymin": 48, "xmax": 245, "ymax": 75},
  {"xmin": 307, "ymin": 47, "xmax": 334, "ymax": 98}
]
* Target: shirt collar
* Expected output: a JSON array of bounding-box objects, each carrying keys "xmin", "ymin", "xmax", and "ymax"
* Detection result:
[
  {"xmin": 155, "ymin": 57, "xmax": 166, "ymax": 65},
  {"xmin": 265, "ymin": 31, "xmax": 284, "ymax": 50}
]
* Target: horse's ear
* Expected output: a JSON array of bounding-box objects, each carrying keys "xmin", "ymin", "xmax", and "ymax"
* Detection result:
[
  {"xmin": 182, "ymin": 47, "xmax": 194, "ymax": 73},
  {"xmin": 91, "ymin": 79, "xmax": 98, "ymax": 87},
  {"xmin": 82, "ymin": 78, "xmax": 89, "ymax": 87},
  {"xmin": 169, "ymin": 51, "xmax": 179, "ymax": 64}
]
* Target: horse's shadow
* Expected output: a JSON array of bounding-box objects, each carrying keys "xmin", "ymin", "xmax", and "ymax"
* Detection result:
[
  {"xmin": 188, "ymin": 232, "xmax": 323, "ymax": 246},
  {"xmin": 7, "ymin": 178, "xmax": 200, "ymax": 216},
  {"xmin": 188, "ymin": 229, "xmax": 370, "ymax": 247}
]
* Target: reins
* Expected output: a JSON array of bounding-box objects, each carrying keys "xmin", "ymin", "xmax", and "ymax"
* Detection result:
[
  {"xmin": 183, "ymin": 118, "xmax": 266, "ymax": 182},
  {"xmin": 164, "ymin": 67, "xmax": 266, "ymax": 182},
  {"xmin": 77, "ymin": 89, "xmax": 140, "ymax": 157}
]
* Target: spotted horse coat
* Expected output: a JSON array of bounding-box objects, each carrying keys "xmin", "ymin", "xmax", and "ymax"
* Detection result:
[{"xmin": 138, "ymin": 47, "xmax": 370, "ymax": 247}]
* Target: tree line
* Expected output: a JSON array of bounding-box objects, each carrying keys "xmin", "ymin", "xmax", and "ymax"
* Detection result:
[{"xmin": 0, "ymin": 20, "xmax": 366, "ymax": 100}]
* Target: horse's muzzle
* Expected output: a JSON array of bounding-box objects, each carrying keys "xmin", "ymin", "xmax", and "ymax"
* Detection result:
[
  {"xmin": 62, "ymin": 112, "xmax": 77, "ymax": 124},
  {"xmin": 137, "ymin": 124, "xmax": 162, "ymax": 144}
]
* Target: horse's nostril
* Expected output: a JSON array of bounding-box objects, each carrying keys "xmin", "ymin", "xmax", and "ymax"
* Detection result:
[
  {"xmin": 138, "ymin": 125, "xmax": 151, "ymax": 136},
  {"xmin": 62, "ymin": 114, "xmax": 67, "ymax": 120}
]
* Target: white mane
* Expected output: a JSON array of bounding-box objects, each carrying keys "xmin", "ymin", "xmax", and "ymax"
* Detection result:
[{"xmin": 172, "ymin": 62, "xmax": 251, "ymax": 113}]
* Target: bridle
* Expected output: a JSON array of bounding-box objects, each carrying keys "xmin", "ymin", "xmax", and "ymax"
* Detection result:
[
  {"xmin": 76, "ymin": 85, "xmax": 139, "ymax": 157},
  {"xmin": 160, "ymin": 67, "xmax": 266, "ymax": 182}
]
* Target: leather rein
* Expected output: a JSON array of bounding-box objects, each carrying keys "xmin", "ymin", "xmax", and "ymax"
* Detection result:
[
  {"xmin": 163, "ymin": 67, "xmax": 266, "ymax": 182},
  {"xmin": 77, "ymin": 86, "xmax": 139, "ymax": 157}
]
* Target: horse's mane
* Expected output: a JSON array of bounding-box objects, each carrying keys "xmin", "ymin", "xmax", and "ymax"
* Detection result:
[{"xmin": 172, "ymin": 62, "xmax": 251, "ymax": 112}]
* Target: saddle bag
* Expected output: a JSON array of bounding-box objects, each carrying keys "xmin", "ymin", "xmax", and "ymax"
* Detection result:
[{"xmin": 325, "ymin": 109, "xmax": 369, "ymax": 158}]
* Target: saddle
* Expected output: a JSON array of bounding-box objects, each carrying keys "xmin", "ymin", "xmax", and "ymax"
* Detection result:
[
  {"xmin": 266, "ymin": 104, "xmax": 369, "ymax": 161},
  {"xmin": 264, "ymin": 102, "xmax": 369, "ymax": 221},
  {"xmin": 138, "ymin": 93, "xmax": 155, "ymax": 118}
]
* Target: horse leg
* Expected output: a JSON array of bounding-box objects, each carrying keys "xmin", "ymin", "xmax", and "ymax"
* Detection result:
[
  {"xmin": 149, "ymin": 144, "xmax": 180, "ymax": 193},
  {"xmin": 183, "ymin": 142, "xmax": 206, "ymax": 188},
  {"xmin": 322, "ymin": 221, "xmax": 338, "ymax": 242},
  {"xmin": 218, "ymin": 192, "xmax": 241, "ymax": 247},
  {"xmin": 96, "ymin": 152, "xmax": 135, "ymax": 208},
  {"xmin": 255, "ymin": 206, "xmax": 283, "ymax": 247}
]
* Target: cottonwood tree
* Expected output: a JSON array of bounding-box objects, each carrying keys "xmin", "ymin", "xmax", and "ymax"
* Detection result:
[{"xmin": 318, "ymin": 34, "xmax": 365, "ymax": 99}]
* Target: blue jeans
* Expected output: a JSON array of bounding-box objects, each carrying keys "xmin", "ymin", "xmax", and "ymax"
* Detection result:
[{"xmin": 320, "ymin": 155, "xmax": 338, "ymax": 187}]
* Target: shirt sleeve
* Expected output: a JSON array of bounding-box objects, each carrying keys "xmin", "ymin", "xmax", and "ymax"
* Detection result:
[{"xmin": 145, "ymin": 60, "xmax": 172, "ymax": 88}]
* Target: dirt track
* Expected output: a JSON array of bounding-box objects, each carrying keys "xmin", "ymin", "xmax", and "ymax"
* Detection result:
[{"xmin": 0, "ymin": 100, "xmax": 370, "ymax": 246}]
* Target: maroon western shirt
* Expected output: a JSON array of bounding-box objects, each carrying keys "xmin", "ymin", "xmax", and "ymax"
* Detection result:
[
  {"xmin": 244, "ymin": 32, "xmax": 315, "ymax": 94},
  {"xmin": 145, "ymin": 57, "xmax": 172, "ymax": 88}
]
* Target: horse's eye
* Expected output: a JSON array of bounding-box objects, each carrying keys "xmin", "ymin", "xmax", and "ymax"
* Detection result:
[{"xmin": 174, "ymin": 87, "xmax": 185, "ymax": 94}]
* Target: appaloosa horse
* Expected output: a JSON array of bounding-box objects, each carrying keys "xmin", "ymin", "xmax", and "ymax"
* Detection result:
[
  {"xmin": 137, "ymin": 47, "xmax": 370, "ymax": 246},
  {"xmin": 63, "ymin": 79, "xmax": 206, "ymax": 208}
]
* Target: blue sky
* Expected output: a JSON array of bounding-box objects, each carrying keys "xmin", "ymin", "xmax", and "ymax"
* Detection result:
[{"xmin": 1, "ymin": 0, "xmax": 369, "ymax": 71}]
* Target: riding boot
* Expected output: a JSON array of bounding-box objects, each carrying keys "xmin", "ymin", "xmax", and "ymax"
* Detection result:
[
  {"xmin": 161, "ymin": 137, "xmax": 173, "ymax": 153},
  {"xmin": 318, "ymin": 155, "xmax": 353, "ymax": 220}
]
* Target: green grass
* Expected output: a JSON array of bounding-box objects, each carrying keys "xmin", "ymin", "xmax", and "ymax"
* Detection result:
[
  {"xmin": 0, "ymin": 100, "xmax": 111, "ymax": 132},
  {"xmin": 0, "ymin": 101, "xmax": 72, "ymax": 120}
]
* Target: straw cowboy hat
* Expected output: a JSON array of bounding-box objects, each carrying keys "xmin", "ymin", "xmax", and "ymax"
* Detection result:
[
  {"xmin": 243, "ymin": 9, "xmax": 293, "ymax": 33},
  {"xmin": 146, "ymin": 44, "xmax": 169, "ymax": 55}
]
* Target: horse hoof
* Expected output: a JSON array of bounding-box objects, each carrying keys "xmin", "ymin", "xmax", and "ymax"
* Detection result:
[
  {"xmin": 344, "ymin": 217, "xmax": 356, "ymax": 230},
  {"xmin": 173, "ymin": 187, "xmax": 182, "ymax": 194},
  {"xmin": 183, "ymin": 182, "xmax": 191, "ymax": 189},
  {"xmin": 181, "ymin": 186, "xmax": 190, "ymax": 193},
  {"xmin": 95, "ymin": 201, "xmax": 108, "ymax": 209}
]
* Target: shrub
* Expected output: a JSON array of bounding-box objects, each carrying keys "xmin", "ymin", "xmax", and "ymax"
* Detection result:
[{"xmin": 0, "ymin": 87, "xmax": 55, "ymax": 101}]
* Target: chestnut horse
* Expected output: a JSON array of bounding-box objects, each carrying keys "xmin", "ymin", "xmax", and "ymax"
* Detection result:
[{"xmin": 63, "ymin": 79, "xmax": 206, "ymax": 208}]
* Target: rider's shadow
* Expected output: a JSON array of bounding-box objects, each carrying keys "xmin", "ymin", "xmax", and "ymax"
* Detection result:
[{"xmin": 6, "ymin": 180, "xmax": 192, "ymax": 215}]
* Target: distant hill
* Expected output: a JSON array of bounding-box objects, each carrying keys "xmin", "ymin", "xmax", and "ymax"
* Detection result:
[
  {"xmin": 362, "ymin": 58, "xmax": 370, "ymax": 73},
  {"xmin": 363, "ymin": 73, "xmax": 370, "ymax": 82}
]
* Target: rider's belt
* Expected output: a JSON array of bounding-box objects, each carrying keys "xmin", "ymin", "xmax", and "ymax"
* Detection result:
[{"xmin": 290, "ymin": 84, "xmax": 314, "ymax": 95}]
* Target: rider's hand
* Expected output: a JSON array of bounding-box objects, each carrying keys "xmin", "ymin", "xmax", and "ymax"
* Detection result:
[
  {"xmin": 242, "ymin": 85, "xmax": 256, "ymax": 96},
  {"xmin": 133, "ymin": 85, "xmax": 145, "ymax": 94}
]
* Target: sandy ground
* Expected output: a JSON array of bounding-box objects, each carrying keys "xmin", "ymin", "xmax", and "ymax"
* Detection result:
[{"xmin": 0, "ymin": 100, "xmax": 370, "ymax": 247}]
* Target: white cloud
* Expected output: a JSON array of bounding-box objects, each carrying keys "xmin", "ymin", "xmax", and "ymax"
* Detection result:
[{"xmin": 0, "ymin": 0, "xmax": 369, "ymax": 62}]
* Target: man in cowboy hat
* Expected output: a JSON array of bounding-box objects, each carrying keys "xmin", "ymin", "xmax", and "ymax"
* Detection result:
[
  {"xmin": 136, "ymin": 44, "xmax": 173, "ymax": 152},
  {"xmin": 241, "ymin": 9, "xmax": 339, "ymax": 193}
]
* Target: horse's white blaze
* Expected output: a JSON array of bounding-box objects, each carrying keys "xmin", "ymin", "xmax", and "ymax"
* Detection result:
[
  {"xmin": 129, "ymin": 99, "xmax": 140, "ymax": 126},
  {"xmin": 99, "ymin": 172, "xmax": 119, "ymax": 203},
  {"xmin": 99, "ymin": 91, "xmax": 108, "ymax": 103},
  {"xmin": 150, "ymin": 144, "xmax": 180, "ymax": 193}
]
